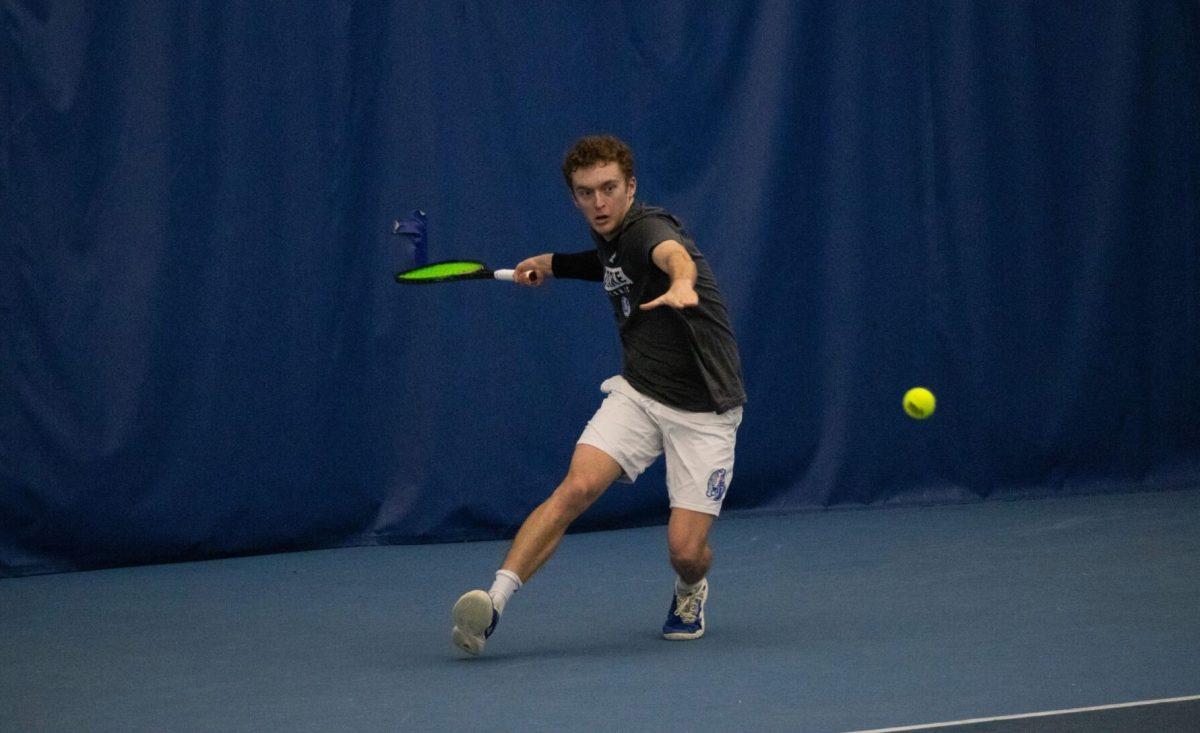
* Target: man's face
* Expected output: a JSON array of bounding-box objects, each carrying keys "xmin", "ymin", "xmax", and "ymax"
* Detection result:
[{"xmin": 570, "ymin": 161, "xmax": 636, "ymax": 239}]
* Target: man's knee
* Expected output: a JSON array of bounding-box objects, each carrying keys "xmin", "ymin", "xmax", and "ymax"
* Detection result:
[
  {"xmin": 549, "ymin": 474, "xmax": 607, "ymax": 517},
  {"xmin": 668, "ymin": 536, "xmax": 709, "ymax": 569}
]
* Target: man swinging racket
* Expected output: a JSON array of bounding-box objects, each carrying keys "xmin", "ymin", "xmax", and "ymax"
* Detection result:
[{"xmin": 451, "ymin": 134, "xmax": 747, "ymax": 655}]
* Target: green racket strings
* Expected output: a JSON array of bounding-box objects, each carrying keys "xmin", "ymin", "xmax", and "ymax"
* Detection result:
[{"xmin": 396, "ymin": 261, "xmax": 486, "ymax": 281}]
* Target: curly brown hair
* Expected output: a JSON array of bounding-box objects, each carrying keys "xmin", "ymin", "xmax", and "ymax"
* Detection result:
[{"xmin": 561, "ymin": 135, "xmax": 635, "ymax": 189}]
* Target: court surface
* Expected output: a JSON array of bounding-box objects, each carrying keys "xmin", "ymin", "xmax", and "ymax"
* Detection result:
[{"xmin": 2, "ymin": 489, "xmax": 1198, "ymax": 732}]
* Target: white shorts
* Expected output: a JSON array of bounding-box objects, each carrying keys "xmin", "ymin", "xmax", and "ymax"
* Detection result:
[{"xmin": 577, "ymin": 375, "xmax": 743, "ymax": 516}]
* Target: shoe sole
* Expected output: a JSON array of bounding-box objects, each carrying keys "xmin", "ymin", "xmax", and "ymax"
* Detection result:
[{"xmin": 452, "ymin": 590, "xmax": 493, "ymax": 656}]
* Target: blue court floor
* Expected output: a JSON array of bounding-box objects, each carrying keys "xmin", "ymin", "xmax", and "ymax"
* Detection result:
[{"xmin": 2, "ymin": 489, "xmax": 1198, "ymax": 732}]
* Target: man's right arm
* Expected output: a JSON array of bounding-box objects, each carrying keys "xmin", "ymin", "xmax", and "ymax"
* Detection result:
[{"xmin": 514, "ymin": 250, "xmax": 602, "ymax": 286}]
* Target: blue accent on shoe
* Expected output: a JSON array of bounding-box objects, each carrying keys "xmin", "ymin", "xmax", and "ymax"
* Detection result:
[{"xmin": 485, "ymin": 607, "xmax": 499, "ymax": 638}]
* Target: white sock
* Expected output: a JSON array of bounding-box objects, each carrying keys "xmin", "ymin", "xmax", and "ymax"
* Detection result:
[
  {"xmin": 675, "ymin": 576, "xmax": 704, "ymax": 595},
  {"xmin": 488, "ymin": 569, "xmax": 522, "ymax": 615}
]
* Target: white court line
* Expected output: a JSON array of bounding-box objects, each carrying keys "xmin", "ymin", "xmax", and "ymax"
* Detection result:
[{"xmin": 842, "ymin": 694, "xmax": 1200, "ymax": 733}]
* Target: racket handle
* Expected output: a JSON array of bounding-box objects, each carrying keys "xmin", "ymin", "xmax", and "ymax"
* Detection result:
[{"xmin": 495, "ymin": 269, "xmax": 541, "ymax": 284}]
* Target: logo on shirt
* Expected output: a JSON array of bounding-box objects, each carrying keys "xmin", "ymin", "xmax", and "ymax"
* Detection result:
[
  {"xmin": 603, "ymin": 266, "xmax": 633, "ymax": 293},
  {"xmin": 706, "ymin": 468, "xmax": 728, "ymax": 501}
]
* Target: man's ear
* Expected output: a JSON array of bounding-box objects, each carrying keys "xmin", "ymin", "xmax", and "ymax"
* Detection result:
[{"xmin": 627, "ymin": 176, "xmax": 637, "ymax": 198}]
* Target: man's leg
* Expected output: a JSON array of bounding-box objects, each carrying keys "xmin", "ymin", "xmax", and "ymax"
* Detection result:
[
  {"xmin": 667, "ymin": 507, "xmax": 715, "ymax": 584},
  {"xmin": 451, "ymin": 443, "xmax": 622, "ymax": 655},
  {"xmin": 663, "ymin": 507, "xmax": 717, "ymax": 640},
  {"xmin": 657, "ymin": 400, "xmax": 740, "ymax": 641},
  {"xmin": 501, "ymin": 443, "xmax": 624, "ymax": 581}
]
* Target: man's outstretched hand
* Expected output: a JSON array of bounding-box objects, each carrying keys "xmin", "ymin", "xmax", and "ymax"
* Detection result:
[{"xmin": 640, "ymin": 282, "xmax": 699, "ymax": 310}]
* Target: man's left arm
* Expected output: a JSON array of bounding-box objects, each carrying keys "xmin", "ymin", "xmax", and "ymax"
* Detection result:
[{"xmin": 640, "ymin": 240, "xmax": 699, "ymax": 310}]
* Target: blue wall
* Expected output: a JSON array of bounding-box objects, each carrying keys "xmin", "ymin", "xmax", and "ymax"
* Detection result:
[{"xmin": 3, "ymin": 2, "xmax": 1198, "ymax": 575}]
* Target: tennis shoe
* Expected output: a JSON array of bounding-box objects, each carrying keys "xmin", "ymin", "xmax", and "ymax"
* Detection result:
[
  {"xmin": 662, "ymin": 578, "xmax": 708, "ymax": 640},
  {"xmin": 452, "ymin": 589, "xmax": 499, "ymax": 656}
]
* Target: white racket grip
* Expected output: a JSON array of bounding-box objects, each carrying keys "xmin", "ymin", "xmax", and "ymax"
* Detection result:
[{"xmin": 493, "ymin": 269, "xmax": 515, "ymax": 282}]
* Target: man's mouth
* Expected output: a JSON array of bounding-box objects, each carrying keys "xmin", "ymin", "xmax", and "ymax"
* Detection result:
[{"xmin": 595, "ymin": 214, "xmax": 610, "ymax": 225}]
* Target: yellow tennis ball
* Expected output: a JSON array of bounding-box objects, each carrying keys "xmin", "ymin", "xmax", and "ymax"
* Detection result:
[{"xmin": 903, "ymin": 387, "xmax": 936, "ymax": 419}]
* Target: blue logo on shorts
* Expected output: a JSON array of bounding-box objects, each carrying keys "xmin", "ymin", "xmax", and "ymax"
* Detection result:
[
  {"xmin": 621, "ymin": 295, "xmax": 631, "ymax": 318},
  {"xmin": 706, "ymin": 468, "xmax": 728, "ymax": 501}
]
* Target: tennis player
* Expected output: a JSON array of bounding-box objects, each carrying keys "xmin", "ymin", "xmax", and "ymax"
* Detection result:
[{"xmin": 452, "ymin": 135, "xmax": 746, "ymax": 655}]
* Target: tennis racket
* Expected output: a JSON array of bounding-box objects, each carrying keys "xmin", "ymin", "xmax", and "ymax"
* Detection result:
[{"xmin": 395, "ymin": 260, "xmax": 538, "ymax": 284}]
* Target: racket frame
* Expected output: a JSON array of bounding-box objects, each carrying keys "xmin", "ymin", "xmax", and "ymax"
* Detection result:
[{"xmin": 394, "ymin": 259, "xmax": 516, "ymax": 284}]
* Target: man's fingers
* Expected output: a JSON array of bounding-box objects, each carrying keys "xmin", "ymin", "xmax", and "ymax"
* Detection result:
[
  {"xmin": 639, "ymin": 296, "xmax": 664, "ymax": 310},
  {"xmin": 514, "ymin": 268, "xmax": 541, "ymax": 286}
]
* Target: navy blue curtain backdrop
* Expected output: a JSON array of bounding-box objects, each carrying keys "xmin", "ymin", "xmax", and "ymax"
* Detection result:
[{"xmin": 3, "ymin": 2, "xmax": 1198, "ymax": 576}]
